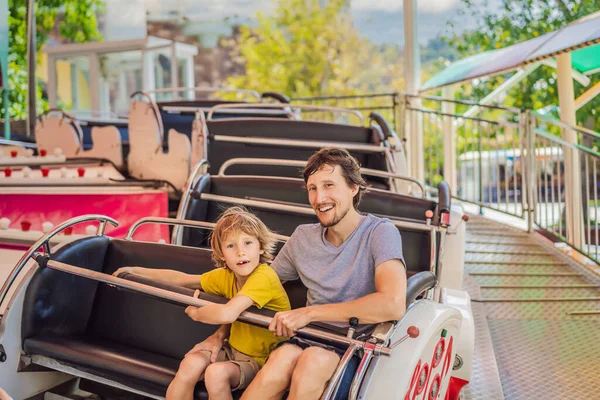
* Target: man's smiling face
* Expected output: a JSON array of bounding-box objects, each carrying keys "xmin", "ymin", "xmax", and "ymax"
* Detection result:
[{"xmin": 306, "ymin": 164, "xmax": 358, "ymax": 228}]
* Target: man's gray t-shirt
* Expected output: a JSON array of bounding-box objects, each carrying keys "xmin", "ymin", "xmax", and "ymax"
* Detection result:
[{"xmin": 272, "ymin": 214, "xmax": 405, "ymax": 307}]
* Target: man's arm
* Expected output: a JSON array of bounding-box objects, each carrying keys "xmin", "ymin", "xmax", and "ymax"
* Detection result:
[
  {"xmin": 269, "ymin": 259, "xmax": 406, "ymax": 337},
  {"xmin": 112, "ymin": 266, "xmax": 203, "ymax": 289}
]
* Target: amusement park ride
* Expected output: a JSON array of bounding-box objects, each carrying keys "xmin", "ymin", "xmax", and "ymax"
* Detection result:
[{"xmin": 0, "ymin": 1, "xmax": 599, "ymax": 400}]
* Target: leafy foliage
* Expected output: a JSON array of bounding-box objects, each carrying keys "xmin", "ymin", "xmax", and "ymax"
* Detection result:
[
  {"xmin": 444, "ymin": 0, "xmax": 600, "ymax": 129},
  {"xmin": 1, "ymin": 0, "xmax": 104, "ymax": 120},
  {"xmin": 225, "ymin": 0, "xmax": 404, "ymax": 98}
]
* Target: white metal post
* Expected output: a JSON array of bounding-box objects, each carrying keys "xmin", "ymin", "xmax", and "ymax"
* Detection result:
[
  {"xmin": 142, "ymin": 49, "xmax": 155, "ymax": 101},
  {"xmin": 442, "ymin": 86, "xmax": 457, "ymax": 195},
  {"xmin": 170, "ymin": 42, "xmax": 179, "ymax": 100},
  {"xmin": 48, "ymin": 55, "xmax": 57, "ymax": 109},
  {"xmin": 89, "ymin": 53, "xmax": 100, "ymax": 113},
  {"xmin": 556, "ymin": 53, "xmax": 583, "ymax": 249},
  {"xmin": 403, "ymin": 0, "xmax": 424, "ymax": 180}
]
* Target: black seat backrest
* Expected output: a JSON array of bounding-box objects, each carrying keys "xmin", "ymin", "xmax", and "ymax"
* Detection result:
[
  {"xmin": 21, "ymin": 237, "xmax": 311, "ymax": 361},
  {"xmin": 158, "ymin": 101, "xmax": 291, "ymax": 141},
  {"xmin": 78, "ymin": 119, "xmax": 129, "ymax": 146},
  {"xmin": 205, "ymin": 119, "xmax": 388, "ymax": 185},
  {"xmin": 181, "ymin": 175, "xmax": 435, "ymax": 274}
]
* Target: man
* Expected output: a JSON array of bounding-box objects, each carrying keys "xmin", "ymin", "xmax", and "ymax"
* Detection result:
[{"xmin": 241, "ymin": 147, "xmax": 407, "ymax": 400}]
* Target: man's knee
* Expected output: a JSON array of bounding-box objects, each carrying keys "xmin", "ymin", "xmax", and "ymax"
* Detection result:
[
  {"xmin": 293, "ymin": 347, "xmax": 340, "ymax": 382},
  {"xmin": 258, "ymin": 344, "xmax": 303, "ymax": 383}
]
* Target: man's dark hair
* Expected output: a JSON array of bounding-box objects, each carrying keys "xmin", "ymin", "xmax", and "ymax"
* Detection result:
[{"xmin": 303, "ymin": 148, "xmax": 368, "ymax": 209}]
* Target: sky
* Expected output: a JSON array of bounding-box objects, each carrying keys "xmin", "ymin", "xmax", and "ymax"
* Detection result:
[{"xmin": 138, "ymin": 0, "xmax": 503, "ymax": 46}]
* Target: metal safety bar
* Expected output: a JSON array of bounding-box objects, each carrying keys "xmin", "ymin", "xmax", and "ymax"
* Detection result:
[
  {"xmin": 207, "ymin": 103, "xmax": 365, "ymax": 125},
  {"xmin": 161, "ymin": 106, "xmax": 292, "ymax": 117},
  {"xmin": 0, "ymin": 215, "xmax": 118, "ymax": 308},
  {"xmin": 125, "ymin": 216, "xmax": 289, "ymax": 243},
  {"xmin": 147, "ymin": 87, "xmax": 261, "ymax": 101},
  {"xmin": 41, "ymin": 258, "xmax": 392, "ymax": 356},
  {"xmin": 211, "ymin": 135, "xmax": 386, "ymax": 153},
  {"xmin": 217, "ymin": 157, "xmax": 426, "ymax": 197},
  {"xmin": 320, "ymin": 344, "xmax": 361, "ymax": 400}
]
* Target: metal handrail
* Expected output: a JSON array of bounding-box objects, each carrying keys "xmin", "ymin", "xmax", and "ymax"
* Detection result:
[
  {"xmin": 207, "ymin": 103, "xmax": 365, "ymax": 125},
  {"xmin": 0, "ymin": 215, "xmax": 118, "ymax": 308},
  {"xmin": 199, "ymin": 193, "xmax": 437, "ymax": 233},
  {"xmin": 405, "ymin": 93, "xmax": 523, "ymax": 113},
  {"xmin": 161, "ymin": 106, "xmax": 291, "ymax": 116},
  {"xmin": 125, "ymin": 216, "xmax": 289, "ymax": 243},
  {"xmin": 130, "ymin": 91, "xmax": 165, "ymax": 142},
  {"xmin": 149, "ymin": 87, "xmax": 261, "ymax": 101},
  {"xmin": 531, "ymin": 110, "xmax": 600, "ymax": 141},
  {"xmin": 211, "ymin": 135, "xmax": 386, "ymax": 153},
  {"xmin": 172, "ymin": 159, "xmax": 210, "ymax": 242},
  {"xmin": 217, "ymin": 158, "xmax": 426, "ymax": 197},
  {"xmin": 42, "ymin": 258, "xmax": 392, "ymax": 356},
  {"xmin": 320, "ymin": 344, "xmax": 361, "ymax": 400},
  {"xmin": 533, "ymin": 127, "xmax": 600, "ymax": 159}
]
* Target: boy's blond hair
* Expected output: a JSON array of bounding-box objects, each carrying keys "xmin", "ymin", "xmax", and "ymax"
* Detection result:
[{"xmin": 210, "ymin": 206, "xmax": 276, "ymax": 269}]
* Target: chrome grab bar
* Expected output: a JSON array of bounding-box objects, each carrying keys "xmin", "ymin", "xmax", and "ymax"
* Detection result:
[
  {"xmin": 212, "ymin": 135, "xmax": 385, "ymax": 153},
  {"xmin": 147, "ymin": 87, "xmax": 261, "ymax": 101},
  {"xmin": 217, "ymin": 158, "xmax": 426, "ymax": 197},
  {"xmin": 320, "ymin": 344, "xmax": 361, "ymax": 400},
  {"xmin": 207, "ymin": 103, "xmax": 365, "ymax": 125},
  {"xmin": 126, "ymin": 216, "xmax": 289, "ymax": 243},
  {"xmin": 40, "ymin": 258, "xmax": 392, "ymax": 356},
  {"xmin": 0, "ymin": 214, "xmax": 118, "ymax": 308}
]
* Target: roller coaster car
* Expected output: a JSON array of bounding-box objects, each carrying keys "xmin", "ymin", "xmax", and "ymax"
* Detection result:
[{"xmin": 0, "ymin": 184, "xmax": 473, "ymax": 400}]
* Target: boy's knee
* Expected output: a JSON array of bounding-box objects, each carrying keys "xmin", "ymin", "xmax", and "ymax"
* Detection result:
[
  {"xmin": 177, "ymin": 353, "xmax": 210, "ymax": 382},
  {"xmin": 204, "ymin": 362, "xmax": 227, "ymax": 383}
]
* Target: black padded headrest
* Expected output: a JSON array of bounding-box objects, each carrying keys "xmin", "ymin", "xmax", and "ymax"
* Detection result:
[{"xmin": 406, "ymin": 271, "xmax": 437, "ymax": 305}]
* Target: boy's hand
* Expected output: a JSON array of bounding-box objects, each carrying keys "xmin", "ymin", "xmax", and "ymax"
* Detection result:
[
  {"xmin": 185, "ymin": 289, "xmax": 201, "ymax": 321},
  {"xmin": 112, "ymin": 266, "xmax": 139, "ymax": 278},
  {"xmin": 185, "ymin": 335, "xmax": 224, "ymax": 362}
]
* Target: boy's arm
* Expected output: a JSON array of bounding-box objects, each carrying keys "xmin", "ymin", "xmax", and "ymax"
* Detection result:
[
  {"xmin": 112, "ymin": 266, "xmax": 203, "ymax": 290},
  {"xmin": 185, "ymin": 293, "xmax": 255, "ymax": 324}
]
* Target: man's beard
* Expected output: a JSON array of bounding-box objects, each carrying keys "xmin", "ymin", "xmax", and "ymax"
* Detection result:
[{"xmin": 318, "ymin": 205, "xmax": 350, "ymax": 228}]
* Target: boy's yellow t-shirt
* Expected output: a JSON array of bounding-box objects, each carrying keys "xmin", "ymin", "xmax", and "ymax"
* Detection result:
[{"xmin": 200, "ymin": 263, "xmax": 291, "ymax": 366}]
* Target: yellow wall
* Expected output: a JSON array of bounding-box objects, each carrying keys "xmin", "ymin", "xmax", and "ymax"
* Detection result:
[{"xmin": 39, "ymin": 49, "xmax": 92, "ymax": 110}]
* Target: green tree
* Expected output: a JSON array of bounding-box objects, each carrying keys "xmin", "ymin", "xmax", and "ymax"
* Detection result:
[
  {"xmin": 225, "ymin": 0, "xmax": 404, "ymax": 98},
  {"xmin": 444, "ymin": 0, "xmax": 600, "ymax": 128},
  {"xmin": 1, "ymin": 0, "xmax": 104, "ymax": 121}
]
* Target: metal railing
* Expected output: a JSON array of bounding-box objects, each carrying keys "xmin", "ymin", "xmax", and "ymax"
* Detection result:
[
  {"xmin": 404, "ymin": 92, "xmax": 600, "ymax": 263},
  {"xmin": 291, "ymin": 93, "xmax": 400, "ymax": 132}
]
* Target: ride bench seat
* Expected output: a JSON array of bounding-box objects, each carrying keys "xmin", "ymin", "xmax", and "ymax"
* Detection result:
[
  {"xmin": 181, "ymin": 175, "xmax": 445, "ymax": 276},
  {"xmin": 20, "ymin": 237, "xmax": 366, "ymax": 399}
]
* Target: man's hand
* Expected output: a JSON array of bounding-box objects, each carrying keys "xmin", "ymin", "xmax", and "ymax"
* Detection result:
[
  {"xmin": 184, "ymin": 335, "xmax": 225, "ymax": 362},
  {"xmin": 269, "ymin": 307, "xmax": 314, "ymax": 337}
]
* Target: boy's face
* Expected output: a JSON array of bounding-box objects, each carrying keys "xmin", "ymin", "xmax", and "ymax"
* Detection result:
[
  {"xmin": 220, "ymin": 231, "xmax": 264, "ymax": 277},
  {"xmin": 306, "ymin": 164, "xmax": 358, "ymax": 228}
]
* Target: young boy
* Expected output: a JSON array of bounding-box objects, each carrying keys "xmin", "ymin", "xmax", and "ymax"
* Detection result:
[{"xmin": 113, "ymin": 207, "xmax": 291, "ymax": 400}]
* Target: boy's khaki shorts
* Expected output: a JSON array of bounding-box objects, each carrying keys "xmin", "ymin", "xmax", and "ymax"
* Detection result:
[{"xmin": 199, "ymin": 343, "xmax": 260, "ymax": 390}]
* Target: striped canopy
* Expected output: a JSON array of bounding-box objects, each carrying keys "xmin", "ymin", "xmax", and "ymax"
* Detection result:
[{"xmin": 421, "ymin": 12, "xmax": 600, "ymax": 92}]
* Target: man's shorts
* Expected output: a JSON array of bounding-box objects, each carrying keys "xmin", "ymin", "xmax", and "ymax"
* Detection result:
[
  {"xmin": 277, "ymin": 337, "xmax": 360, "ymax": 400},
  {"xmin": 198, "ymin": 343, "xmax": 260, "ymax": 390}
]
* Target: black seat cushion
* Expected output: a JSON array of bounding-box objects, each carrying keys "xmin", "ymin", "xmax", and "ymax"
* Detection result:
[{"xmin": 23, "ymin": 336, "xmax": 242, "ymax": 400}]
